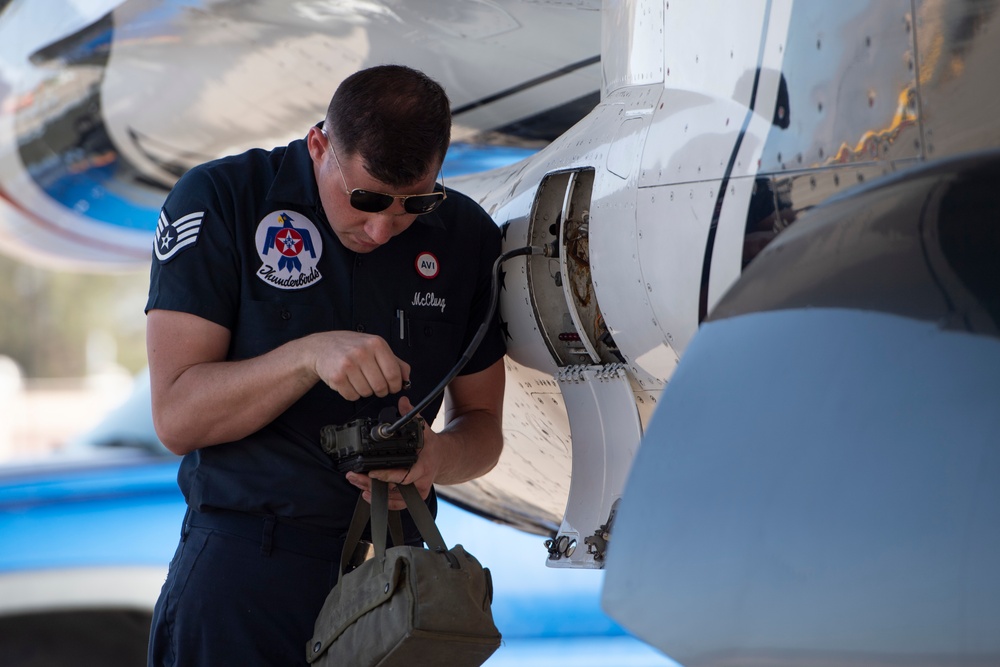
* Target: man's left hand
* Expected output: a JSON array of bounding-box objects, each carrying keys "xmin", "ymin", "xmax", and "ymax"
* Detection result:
[{"xmin": 345, "ymin": 396, "xmax": 441, "ymax": 510}]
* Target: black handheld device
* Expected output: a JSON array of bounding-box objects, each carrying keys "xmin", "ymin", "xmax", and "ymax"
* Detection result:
[{"xmin": 321, "ymin": 407, "xmax": 424, "ymax": 473}]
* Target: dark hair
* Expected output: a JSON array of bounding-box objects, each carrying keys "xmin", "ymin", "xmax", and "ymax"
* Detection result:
[{"xmin": 325, "ymin": 65, "xmax": 451, "ymax": 187}]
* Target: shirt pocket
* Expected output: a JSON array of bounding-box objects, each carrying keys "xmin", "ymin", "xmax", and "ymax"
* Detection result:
[{"xmin": 389, "ymin": 310, "xmax": 461, "ymax": 373}]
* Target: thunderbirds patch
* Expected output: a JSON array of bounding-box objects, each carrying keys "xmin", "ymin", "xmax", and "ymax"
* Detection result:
[
  {"xmin": 154, "ymin": 210, "xmax": 204, "ymax": 262},
  {"xmin": 255, "ymin": 211, "xmax": 323, "ymax": 289}
]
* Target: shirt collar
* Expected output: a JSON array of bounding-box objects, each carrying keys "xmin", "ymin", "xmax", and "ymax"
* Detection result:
[{"xmin": 266, "ymin": 135, "xmax": 320, "ymax": 207}]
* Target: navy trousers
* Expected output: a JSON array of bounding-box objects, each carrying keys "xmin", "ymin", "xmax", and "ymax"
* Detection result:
[{"xmin": 147, "ymin": 509, "xmax": 347, "ymax": 667}]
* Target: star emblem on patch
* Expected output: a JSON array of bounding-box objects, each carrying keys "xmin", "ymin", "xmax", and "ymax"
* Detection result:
[
  {"xmin": 154, "ymin": 210, "xmax": 205, "ymax": 262},
  {"xmin": 255, "ymin": 210, "xmax": 324, "ymax": 289}
]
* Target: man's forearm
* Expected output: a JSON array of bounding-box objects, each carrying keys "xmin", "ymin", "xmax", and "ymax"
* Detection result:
[
  {"xmin": 430, "ymin": 409, "xmax": 504, "ymax": 485},
  {"xmin": 149, "ymin": 307, "xmax": 412, "ymax": 455},
  {"xmin": 152, "ymin": 337, "xmax": 319, "ymax": 454}
]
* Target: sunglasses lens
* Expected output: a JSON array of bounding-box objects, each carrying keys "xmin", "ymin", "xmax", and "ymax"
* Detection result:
[
  {"xmin": 403, "ymin": 194, "xmax": 445, "ymax": 215},
  {"xmin": 348, "ymin": 190, "xmax": 445, "ymax": 214},
  {"xmin": 349, "ymin": 190, "xmax": 394, "ymax": 213}
]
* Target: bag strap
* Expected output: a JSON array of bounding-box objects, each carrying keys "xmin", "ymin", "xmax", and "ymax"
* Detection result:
[
  {"xmin": 338, "ymin": 487, "xmax": 404, "ymax": 580},
  {"xmin": 397, "ymin": 483, "xmax": 447, "ymax": 552},
  {"xmin": 368, "ymin": 481, "xmax": 449, "ymax": 561},
  {"xmin": 370, "ymin": 479, "xmax": 390, "ymax": 558}
]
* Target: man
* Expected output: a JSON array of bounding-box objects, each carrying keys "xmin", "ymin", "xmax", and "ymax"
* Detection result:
[{"xmin": 145, "ymin": 65, "xmax": 505, "ymax": 666}]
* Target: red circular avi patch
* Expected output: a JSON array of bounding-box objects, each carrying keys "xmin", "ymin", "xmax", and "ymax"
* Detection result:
[{"xmin": 415, "ymin": 251, "xmax": 439, "ymax": 279}]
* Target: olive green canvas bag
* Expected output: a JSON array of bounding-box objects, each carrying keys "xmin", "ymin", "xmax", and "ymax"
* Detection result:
[{"xmin": 306, "ymin": 480, "xmax": 501, "ymax": 666}]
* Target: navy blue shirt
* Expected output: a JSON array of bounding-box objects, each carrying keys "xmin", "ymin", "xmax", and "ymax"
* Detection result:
[{"xmin": 146, "ymin": 135, "xmax": 505, "ymax": 535}]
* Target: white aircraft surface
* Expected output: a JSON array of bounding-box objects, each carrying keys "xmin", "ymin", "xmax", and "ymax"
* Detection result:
[
  {"xmin": 2, "ymin": 0, "xmax": 1000, "ymax": 665},
  {"xmin": 0, "ymin": 0, "xmax": 600, "ymax": 269}
]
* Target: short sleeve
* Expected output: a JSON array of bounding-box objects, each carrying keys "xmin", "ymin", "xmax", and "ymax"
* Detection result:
[
  {"xmin": 458, "ymin": 209, "xmax": 506, "ymax": 375},
  {"xmin": 145, "ymin": 166, "xmax": 240, "ymax": 330}
]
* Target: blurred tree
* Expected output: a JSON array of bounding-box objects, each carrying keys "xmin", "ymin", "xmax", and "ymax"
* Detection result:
[{"xmin": 0, "ymin": 254, "xmax": 148, "ymax": 378}]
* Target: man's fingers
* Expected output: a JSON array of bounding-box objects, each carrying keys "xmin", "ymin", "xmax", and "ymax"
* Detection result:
[
  {"xmin": 369, "ymin": 467, "xmax": 409, "ymax": 485},
  {"xmin": 373, "ymin": 346, "xmax": 409, "ymax": 394},
  {"xmin": 345, "ymin": 471, "xmax": 369, "ymax": 492},
  {"xmin": 344, "ymin": 366, "xmax": 374, "ymax": 400},
  {"xmin": 361, "ymin": 365, "xmax": 391, "ymax": 398},
  {"xmin": 315, "ymin": 332, "xmax": 410, "ymax": 398},
  {"xmin": 347, "ymin": 472, "xmax": 407, "ymax": 510},
  {"xmin": 344, "ymin": 345, "xmax": 408, "ymax": 398},
  {"xmin": 397, "ymin": 395, "xmax": 424, "ymax": 424}
]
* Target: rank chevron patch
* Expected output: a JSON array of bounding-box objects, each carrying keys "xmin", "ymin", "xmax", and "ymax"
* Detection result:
[{"xmin": 154, "ymin": 210, "xmax": 205, "ymax": 262}]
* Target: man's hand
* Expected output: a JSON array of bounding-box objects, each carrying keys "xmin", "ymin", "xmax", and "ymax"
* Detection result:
[
  {"xmin": 345, "ymin": 396, "xmax": 439, "ymax": 510},
  {"xmin": 343, "ymin": 359, "xmax": 504, "ymax": 512},
  {"xmin": 147, "ymin": 309, "xmax": 412, "ymax": 453},
  {"xmin": 310, "ymin": 331, "xmax": 410, "ymax": 401}
]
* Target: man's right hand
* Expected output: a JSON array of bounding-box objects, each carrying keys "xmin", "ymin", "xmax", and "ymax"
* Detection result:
[
  {"xmin": 308, "ymin": 331, "xmax": 410, "ymax": 401},
  {"xmin": 147, "ymin": 309, "xmax": 411, "ymax": 453}
]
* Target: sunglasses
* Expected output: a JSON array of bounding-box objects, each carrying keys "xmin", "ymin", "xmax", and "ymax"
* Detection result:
[{"xmin": 323, "ymin": 129, "xmax": 447, "ymax": 215}]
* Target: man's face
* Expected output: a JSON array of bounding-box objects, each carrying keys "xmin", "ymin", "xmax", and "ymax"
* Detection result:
[{"xmin": 308, "ymin": 127, "xmax": 441, "ymax": 254}]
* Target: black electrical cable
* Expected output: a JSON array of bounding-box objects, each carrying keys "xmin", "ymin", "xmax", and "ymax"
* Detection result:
[{"xmin": 372, "ymin": 244, "xmax": 545, "ymax": 441}]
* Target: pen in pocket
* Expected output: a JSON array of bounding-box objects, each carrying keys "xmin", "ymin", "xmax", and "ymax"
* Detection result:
[
  {"xmin": 396, "ymin": 310, "xmax": 412, "ymax": 388},
  {"xmin": 396, "ymin": 309, "xmax": 408, "ymax": 344}
]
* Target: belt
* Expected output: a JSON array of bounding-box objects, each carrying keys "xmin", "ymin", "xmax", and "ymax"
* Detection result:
[{"xmin": 185, "ymin": 508, "xmax": 349, "ymax": 560}]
